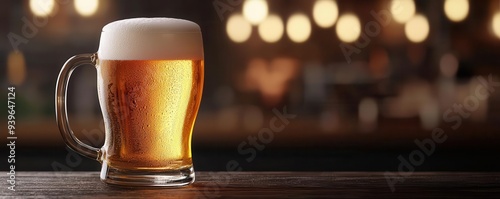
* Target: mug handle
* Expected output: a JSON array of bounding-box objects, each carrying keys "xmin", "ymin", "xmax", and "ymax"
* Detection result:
[{"xmin": 55, "ymin": 53, "xmax": 101, "ymax": 160}]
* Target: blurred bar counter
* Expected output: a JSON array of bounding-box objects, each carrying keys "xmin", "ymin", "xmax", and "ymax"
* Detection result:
[
  {"xmin": 7, "ymin": 116, "xmax": 500, "ymax": 172},
  {"xmin": 12, "ymin": 116, "xmax": 500, "ymax": 148}
]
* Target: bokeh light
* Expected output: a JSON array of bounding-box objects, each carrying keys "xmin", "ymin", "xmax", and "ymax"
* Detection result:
[
  {"xmin": 405, "ymin": 14, "xmax": 430, "ymax": 43},
  {"xmin": 439, "ymin": 53, "xmax": 459, "ymax": 78},
  {"xmin": 7, "ymin": 50, "xmax": 27, "ymax": 86},
  {"xmin": 30, "ymin": 0, "xmax": 55, "ymax": 17},
  {"xmin": 244, "ymin": 58, "xmax": 299, "ymax": 106},
  {"xmin": 444, "ymin": 0, "xmax": 469, "ymax": 22},
  {"xmin": 74, "ymin": 0, "xmax": 99, "ymax": 17},
  {"xmin": 227, "ymin": 14, "xmax": 252, "ymax": 43},
  {"xmin": 419, "ymin": 100, "xmax": 440, "ymax": 130},
  {"xmin": 243, "ymin": 0, "xmax": 269, "ymax": 25},
  {"xmin": 313, "ymin": 0, "xmax": 339, "ymax": 28},
  {"xmin": 492, "ymin": 12, "xmax": 500, "ymax": 39},
  {"xmin": 390, "ymin": 0, "xmax": 416, "ymax": 23},
  {"xmin": 258, "ymin": 14, "xmax": 284, "ymax": 43},
  {"xmin": 336, "ymin": 13, "xmax": 361, "ymax": 43},
  {"xmin": 286, "ymin": 13, "xmax": 312, "ymax": 43},
  {"xmin": 359, "ymin": 98, "xmax": 378, "ymax": 132}
]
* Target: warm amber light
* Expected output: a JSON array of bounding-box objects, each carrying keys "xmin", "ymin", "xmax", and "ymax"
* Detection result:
[
  {"xmin": 336, "ymin": 13, "xmax": 361, "ymax": 43},
  {"xmin": 227, "ymin": 14, "xmax": 252, "ymax": 43},
  {"xmin": 243, "ymin": 0, "xmax": 269, "ymax": 25},
  {"xmin": 258, "ymin": 14, "xmax": 284, "ymax": 43},
  {"xmin": 7, "ymin": 50, "xmax": 26, "ymax": 86},
  {"xmin": 75, "ymin": 0, "xmax": 99, "ymax": 17},
  {"xmin": 30, "ymin": 0, "xmax": 55, "ymax": 17},
  {"xmin": 444, "ymin": 0, "xmax": 469, "ymax": 22},
  {"xmin": 390, "ymin": 0, "xmax": 416, "ymax": 23},
  {"xmin": 244, "ymin": 58, "xmax": 299, "ymax": 106},
  {"xmin": 313, "ymin": 0, "xmax": 339, "ymax": 28},
  {"xmin": 405, "ymin": 14, "xmax": 430, "ymax": 43},
  {"xmin": 492, "ymin": 12, "xmax": 500, "ymax": 39},
  {"xmin": 286, "ymin": 13, "xmax": 311, "ymax": 43}
]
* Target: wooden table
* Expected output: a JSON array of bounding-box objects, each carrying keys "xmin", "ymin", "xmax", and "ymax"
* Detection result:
[{"xmin": 2, "ymin": 172, "xmax": 499, "ymax": 198}]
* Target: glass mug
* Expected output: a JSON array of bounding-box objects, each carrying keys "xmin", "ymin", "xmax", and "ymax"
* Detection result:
[{"xmin": 55, "ymin": 18, "xmax": 204, "ymax": 187}]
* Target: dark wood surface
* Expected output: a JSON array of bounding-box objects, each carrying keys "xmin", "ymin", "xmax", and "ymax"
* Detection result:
[{"xmin": 2, "ymin": 172, "xmax": 500, "ymax": 198}]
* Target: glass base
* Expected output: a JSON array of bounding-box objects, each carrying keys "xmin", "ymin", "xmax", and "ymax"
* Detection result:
[{"xmin": 100, "ymin": 163, "xmax": 195, "ymax": 187}]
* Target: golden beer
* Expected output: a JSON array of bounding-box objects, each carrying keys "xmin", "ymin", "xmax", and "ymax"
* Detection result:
[
  {"xmin": 97, "ymin": 59, "xmax": 204, "ymax": 171},
  {"xmin": 56, "ymin": 17, "xmax": 203, "ymax": 186}
]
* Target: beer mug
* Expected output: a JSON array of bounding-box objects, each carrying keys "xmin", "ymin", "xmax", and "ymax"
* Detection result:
[{"xmin": 55, "ymin": 18, "xmax": 204, "ymax": 187}]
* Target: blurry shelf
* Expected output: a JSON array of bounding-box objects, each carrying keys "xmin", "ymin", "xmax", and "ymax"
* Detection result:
[{"xmin": 12, "ymin": 116, "xmax": 500, "ymax": 149}]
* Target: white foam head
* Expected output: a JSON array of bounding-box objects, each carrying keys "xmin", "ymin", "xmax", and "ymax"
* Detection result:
[{"xmin": 98, "ymin": 18, "xmax": 203, "ymax": 60}]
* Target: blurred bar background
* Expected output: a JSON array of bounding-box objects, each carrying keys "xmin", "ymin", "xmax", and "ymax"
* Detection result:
[{"xmin": 1, "ymin": 0, "xmax": 500, "ymax": 171}]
